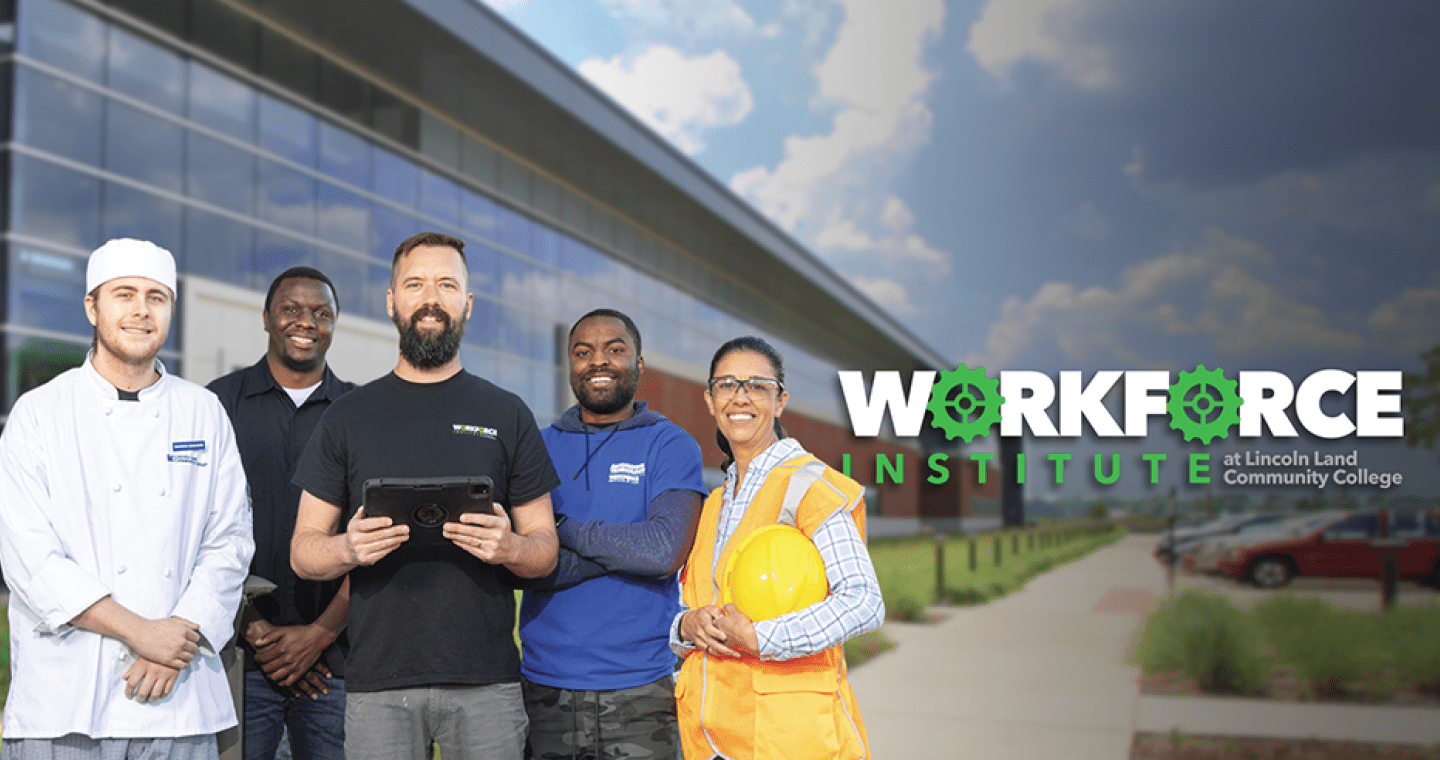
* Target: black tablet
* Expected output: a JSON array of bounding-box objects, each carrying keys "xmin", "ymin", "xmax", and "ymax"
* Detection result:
[{"xmin": 361, "ymin": 476, "xmax": 495, "ymax": 546}]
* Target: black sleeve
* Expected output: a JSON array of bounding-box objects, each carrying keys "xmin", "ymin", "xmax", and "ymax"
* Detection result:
[
  {"xmin": 504, "ymin": 399, "xmax": 561, "ymax": 506},
  {"xmin": 291, "ymin": 405, "xmax": 351, "ymax": 512}
]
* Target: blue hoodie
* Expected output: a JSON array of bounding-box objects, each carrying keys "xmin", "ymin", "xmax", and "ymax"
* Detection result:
[{"xmin": 520, "ymin": 401, "xmax": 706, "ymax": 690}]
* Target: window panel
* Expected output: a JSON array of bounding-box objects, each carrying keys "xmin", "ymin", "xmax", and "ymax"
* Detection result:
[
  {"xmin": 6, "ymin": 334, "xmax": 90, "ymax": 414},
  {"xmin": 101, "ymin": 183, "xmax": 182, "ymax": 254},
  {"xmin": 496, "ymin": 206, "xmax": 533, "ymax": 257},
  {"xmin": 461, "ymin": 189, "xmax": 500, "ymax": 243},
  {"xmin": 7, "ymin": 247, "xmax": 91, "ymax": 335},
  {"xmin": 183, "ymin": 206, "xmax": 252, "ymax": 284},
  {"xmin": 11, "ymin": 155, "xmax": 101, "ymax": 250},
  {"xmin": 466, "ymin": 242, "xmax": 498, "ymax": 296},
  {"xmin": 18, "ymin": 0, "xmax": 104, "ymax": 82},
  {"xmin": 186, "ymin": 132, "xmax": 255, "ymax": 215},
  {"xmin": 14, "ymin": 67, "xmax": 103, "ymax": 164},
  {"xmin": 105, "ymin": 101, "xmax": 183, "ymax": 192},
  {"xmin": 258, "ymin": 158, "xmax": 317, "ymax": 235},
  {"xmin": 465, "ymin": 297, "xmax": 497, "ymax": 350},
  {"xmin": 311, "ymin": 249, "xmax": 364, "ymax": 321},
  {"xmin": 252, "ymin": 231, "xmax": 311, "ymax": 290},
  {"xmin": 313, "ymin": 249, "xmax": 365, "ymax": 318},
  {"xmin": 259, "ymin": 94, "xmax": 317, "ymax": 167},
  {"xmin": 365, "ymin": 262, "xmax": 390, "ymax": 321},
  {"xmin": 259, "ymin": 26, "xmax": 320, "ymax": 102},
  {"xmin": 188, "ymin": 64, "xmax": 256, "ymax": 141},
  {"xmin": 371, "ymin": 204, "xmax": 423, "ymax": 263},
  {"xmin": 106, "ymin": 25, "xmax": 184, "ymax": 113},
  {"xmin": 420, "ymin": 112, "xmax": 460, "ymax": 166},
  {"xmin": 317, "ymin": 183, "xmax": 370, "ymax": 253},
  {"xmin": 371, "ymin": 147, "xmax": 418, "ymax": 208},
  {"xmin": 419, "ymin": 169, "xmax": 460, "ymax": 227},
  {"xmin": 319, "ymin": 121, "xmax": 370, "ymax": 189}
]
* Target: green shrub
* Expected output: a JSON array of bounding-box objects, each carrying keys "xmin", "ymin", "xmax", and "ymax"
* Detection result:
[
  {"xmin": 887, "ymin": 596, "xmax": 928, "ymax": 622},
  {"xmin": 1135, "ymin": 590, "xmax": 1270, "ymax": 694},
  {"xmin": 1383, "ymin": 604, "xmax": 1440, "ymax": 694},
  {"xmin": 1254, "ymin": 595, "xmax": 1381, "ymax": 697}
]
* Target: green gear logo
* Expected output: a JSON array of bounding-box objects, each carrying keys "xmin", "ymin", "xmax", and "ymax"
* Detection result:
[
  {"xmin": 1166, "ymin": 364, "xmax": 1243, "ymax": 444},
  {"xmin": 927, "ymin": 363, "xmax": 1005, "ymax": 442}
]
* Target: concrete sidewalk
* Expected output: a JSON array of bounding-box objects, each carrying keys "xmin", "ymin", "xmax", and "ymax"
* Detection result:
[
  {"xmin": 848, "ymin": 533, "xmax": 1166, "ymax": 759},
  {"xmin": 846, "ymin": 533, "xmax": 1440, "ymax": 758}
]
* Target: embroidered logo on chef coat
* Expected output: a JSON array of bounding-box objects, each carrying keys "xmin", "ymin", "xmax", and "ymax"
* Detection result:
[
  {"xmin": 167, "ymin": 439, "xmax": 209, "ymax": 466},
  {"xmin": 609, "ymin": 462, "xmax": 645, "ymax": 484}
]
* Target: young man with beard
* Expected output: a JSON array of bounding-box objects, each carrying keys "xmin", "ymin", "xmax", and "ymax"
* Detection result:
[
  {"xmin": 0, "ymin": 238, "xmax": 253, "ymax": 760},
  {"xmin": 517, "ymin": 309, "xmax": 705, "ymax": 760},
  {"xmin": 207, "ymin": 267, "xmax": 355, "ymax": 760},
  {"xmin": 289, "ymin": 231, "xmax": 560, "ymax": 760}
]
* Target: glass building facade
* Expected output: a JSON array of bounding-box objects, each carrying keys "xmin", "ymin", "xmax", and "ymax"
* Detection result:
[{"xmin": 1, "ymin": 0, "xmax": 849, "ymax": 425}]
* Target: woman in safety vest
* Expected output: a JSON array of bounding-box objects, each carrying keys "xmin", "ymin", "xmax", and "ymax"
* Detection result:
[{"xmin": 670, "ymin": 336, "xmax": 885, "ymax": 760}]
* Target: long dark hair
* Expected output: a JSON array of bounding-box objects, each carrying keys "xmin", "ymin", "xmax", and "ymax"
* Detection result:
[{"xmin": 709, "ymin": 336, "xmax": 788, "ymax": 472}]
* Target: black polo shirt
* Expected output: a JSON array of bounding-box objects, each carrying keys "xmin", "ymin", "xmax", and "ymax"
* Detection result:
[{"xmin": 208, "ymin": 357, "xmax": 356, "ymax": 675}]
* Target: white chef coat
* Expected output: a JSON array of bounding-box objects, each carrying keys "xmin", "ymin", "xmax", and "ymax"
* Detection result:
[{"xmin": 0, "ymin": 354, "xmax": 254, "ymax": 738}]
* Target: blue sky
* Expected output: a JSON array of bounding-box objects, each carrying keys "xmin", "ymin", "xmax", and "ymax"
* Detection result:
[{"xmin": 481, "ymin": 0, "xmax": 1440, "ymax": 501}]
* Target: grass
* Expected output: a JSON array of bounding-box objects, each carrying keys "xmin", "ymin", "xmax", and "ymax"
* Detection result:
[
  {"xmin": 842, "ymin": 629, "xmax": 895, "ymax": 667},
  {"xmin": 869, "ymin": 523, "xmax": 1125, "ymax": 614},
  {"xmin": 1135, "ymin": 590, "xmax": 1271, "ymax": 694},
  {"xmin": 1135, "ymin": 591, "xmax": 1440, "ymax": 699}
]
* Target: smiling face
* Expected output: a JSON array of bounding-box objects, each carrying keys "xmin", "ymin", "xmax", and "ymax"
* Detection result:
[
  {"xmin": 264, "ymin": 276, "xmax": 336, "ymax": 376},
  {"xmin": 569, "ymin": 315, "xmax": 643, "ymax": 425},
  {"xmin": 85, "ymin": 276, "xmax": 173, "ymax": 368},
  {"xmin": 705, "ymin": 349, "xmax": 788, "ymax": 457},
  {"xmin": 387, "ymin": 244, "xmax": 472, "ymax": 370}
]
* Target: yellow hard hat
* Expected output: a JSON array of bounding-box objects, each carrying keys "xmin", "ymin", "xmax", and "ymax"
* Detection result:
[{"xmin": 723, "ymin": 524, "xmax": 828, "ymax": 622}]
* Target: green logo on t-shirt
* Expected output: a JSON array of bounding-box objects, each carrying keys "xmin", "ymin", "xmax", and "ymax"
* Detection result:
[{"xmin": 453, "ymin": 423, "xmax": 498, "ymax": 439}]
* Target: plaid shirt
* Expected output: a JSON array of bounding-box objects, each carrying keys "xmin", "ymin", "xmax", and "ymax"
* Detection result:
[{"xmin": 671, "ymin": 438, "xmax": 884, "ymax": 661}]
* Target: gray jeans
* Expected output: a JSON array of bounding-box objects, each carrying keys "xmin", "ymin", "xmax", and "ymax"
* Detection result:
[
  {"xmin": 343, "ymin": 683, "xmax": 526, "ymax": 760},
  {"xmin": 1, "ymin": 736, "xmax": 218, "ymax": 760}
]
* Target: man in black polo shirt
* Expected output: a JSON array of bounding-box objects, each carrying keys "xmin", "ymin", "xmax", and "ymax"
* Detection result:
[
  {"xmin": 208, "ymin": 266, "xmax": 355, "ymax": 760},
  {"xmin": 290, "ymin": 232, "xmax": 559, "ymax": 760}
]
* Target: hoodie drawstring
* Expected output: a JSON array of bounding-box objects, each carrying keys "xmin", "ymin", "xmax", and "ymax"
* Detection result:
[{"xmin": 571, "ymin": 425, "xmax": 621, "ymax": 490}]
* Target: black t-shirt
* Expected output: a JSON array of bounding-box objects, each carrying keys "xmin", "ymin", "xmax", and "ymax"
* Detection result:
[
  {"xmin": 208, "ymin": 358, "xmax": 354, "ymax": 676},
  {"xmin": 292, "ymin": 370, "xmax": 560, "ymax": 692}
]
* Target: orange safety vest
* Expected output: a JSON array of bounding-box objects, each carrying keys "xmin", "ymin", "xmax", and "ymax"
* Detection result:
[{"xmin": 676, "ymin": 455, "xmax": 871, "ymax": 760}]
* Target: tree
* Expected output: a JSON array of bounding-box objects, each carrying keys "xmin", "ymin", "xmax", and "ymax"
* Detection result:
[{"xmin": 1403, "ymin": 344, "xmax": 1440, "ymax": 454}]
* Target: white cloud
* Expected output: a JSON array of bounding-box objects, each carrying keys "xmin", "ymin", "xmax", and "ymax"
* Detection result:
[
  {"xmin": 967, "ymin": 0, "xmax": 1116, "ymax": 91},
  {"xmin": 971, "ymin": 231, "xmax": 1366, "ymax": 369},
  {"xmin": 600, "ymin": 0, "xmax": 758, "ymax": 41},
  {"xmin": 849, "ymin": 276, "xmax": 919, "ymax": 315},
  {"xmin": 479, "ymin": 0, "xmax": 529, "ymax": 12},
  {"xmin": 730, "ymin": 0, "xmax": 951, "ymax": 291},
  {"xmin": 1369, "ymin": 287, "xmax": 1440, "ymax": 357},
  {"xmin": 578, "ymin": 45, "xmax": 753, "ymax": 155}
]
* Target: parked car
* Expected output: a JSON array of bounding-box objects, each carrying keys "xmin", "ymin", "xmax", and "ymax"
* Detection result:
[
  {"xmin": 1184, "ymin": 512, "xmax": 1340, "ymax": 574},
  {"xmin": 1155, "ymin": 511, "xmax": 1299, "ymax": 563},
  {"xmin": 1217, "ymin": 509, "xmax": 1440, "ymax": 588}
]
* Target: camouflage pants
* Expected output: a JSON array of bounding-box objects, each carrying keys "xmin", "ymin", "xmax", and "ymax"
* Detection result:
[{"xmin": 522, "ymin": 676, "xmax": 679, "ymax": 760}]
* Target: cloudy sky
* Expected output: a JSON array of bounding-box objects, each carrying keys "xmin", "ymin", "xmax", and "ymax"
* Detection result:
[{"xmin": 481, "ymin": 0, "xmax": 1440, "ymax": 500}]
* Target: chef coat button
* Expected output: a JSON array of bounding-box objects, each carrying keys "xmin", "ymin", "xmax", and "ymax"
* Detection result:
[
  {"xmin": 113, "ymin": 484, "xmax": 122, "ymax": 492},
  {"xmin": 104, "ymin": 407, "xmax": 113, "ymax": 416},
  {"xmin": 163, "ymin": 568, "xmax": 173, "ymax": 578},
  {"xmin": 159, "ymin": 488, "xmax": 167, "ymax": 497},
  {"xmin": 117, "ymin": 565, "xmax": 127, "ymax": 574}
]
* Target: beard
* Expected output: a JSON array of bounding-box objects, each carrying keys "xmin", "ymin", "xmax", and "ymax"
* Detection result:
[
  {"xmin": 395, "ymin": 304, "xmax": 465, "ymax": 369},
  {"xmin": 572, "ymin": 364, "xmax": 639, "ymax": 417}
]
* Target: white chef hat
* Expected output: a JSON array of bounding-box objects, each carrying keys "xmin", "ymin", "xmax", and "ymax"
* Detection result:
[{"xmin": 86, "ymin": 238, "xmax": 177, "ymax": 295}]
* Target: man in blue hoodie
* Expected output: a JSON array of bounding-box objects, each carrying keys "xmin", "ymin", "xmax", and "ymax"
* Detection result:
[{"xmin": 518, "ymin": 308, "xmax": 706, "ymax": 760}]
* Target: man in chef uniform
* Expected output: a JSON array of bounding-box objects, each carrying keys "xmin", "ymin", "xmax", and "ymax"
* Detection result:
[{"xmin": 0, "ymin": 238, "xmax": 254, "ymax": 760}]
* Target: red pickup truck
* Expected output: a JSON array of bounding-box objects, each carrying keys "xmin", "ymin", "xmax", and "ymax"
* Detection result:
[{"xmin": 1217, "ymin": 509, "xmax": 1440, "ymax": 588}]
